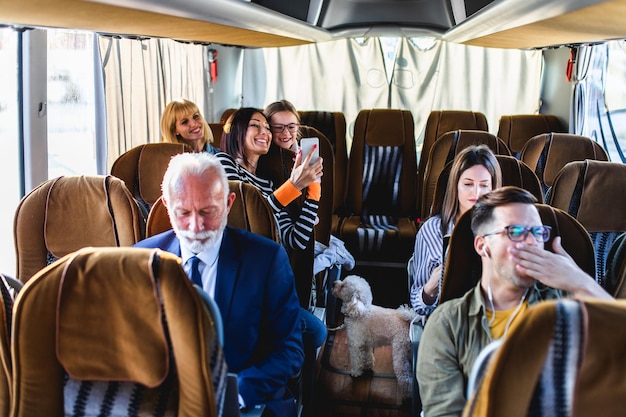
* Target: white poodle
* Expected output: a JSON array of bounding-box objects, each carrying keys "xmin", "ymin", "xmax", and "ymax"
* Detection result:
[{"xmin": 331, "ymin": 275, "xmax": 417, "ymax": 398}]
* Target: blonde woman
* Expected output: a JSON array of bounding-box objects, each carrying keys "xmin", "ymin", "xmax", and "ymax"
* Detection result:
[{"xmin": 160, "ymin": 98, "xmax": 219, "ymax": 154}]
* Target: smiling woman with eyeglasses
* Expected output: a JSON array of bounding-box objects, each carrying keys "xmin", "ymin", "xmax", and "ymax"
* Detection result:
[{"xmin": 265, "ymin": 100, "xmax": 302, "ymax": 152}]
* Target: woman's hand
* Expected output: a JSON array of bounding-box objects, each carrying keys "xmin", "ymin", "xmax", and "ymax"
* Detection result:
[
  {"xmin": 422, "ymin": 264, "xmax": 443, "ymax": 305},
  {"xmin": 289, "ymin": 146, "xmax": 324, "ymax": 190}
]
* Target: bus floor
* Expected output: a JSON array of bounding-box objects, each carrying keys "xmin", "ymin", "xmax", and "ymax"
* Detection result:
[{"xmin": 304, "ymin": 326, "xmax": 412, "ymax": 417}]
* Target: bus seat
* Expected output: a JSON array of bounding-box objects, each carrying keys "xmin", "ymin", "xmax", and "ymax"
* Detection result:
[
  {"xmin": 440, "ymin": 203, "xmax": 595, "ymax": 304},
  {"xmin": 11, "ymin": 247, "xmax": 226, "ymax": 417},
  {"xmin": 110, "ymin": 143, "xmax": 188, "ymax": 216},
  {"xmin": 464, "ymin": 298, "xmax": 626, "ymax": 417},
  {"xmin": 496, "ymin": 114, "xmax": 567, "ymax": 158},
  {"xmin": 209, "ymin": 123, "xmax": 224, "ymax": 150},
  {"xmin": 605, "ymin": 232, "xmax": 626, "ymax": 298},
  {"xmin": 520, "ymin": 133, "xmax": 609, "ymax": 197},
  {"xmin": 14, "ymin": 175, "xmax": 144, "ymax": 283},
  {"xmin": 300, "ymin": 126, "xmax": 335, "ymax": 245},
  {"xmin": 421, "ymin": 130, "xmax": 511, "ymax": 218},
  {"xmin": 431, "ymin": 155, "xmax": 543, "ymax": 222},
  {"xmin": 337, "ymin": 108, "xmax": 418, "ymax": 265},
  {"xmin": 257, "ymin": 126, "xmax": 335, "ymax": 246},
  {"xmin": 220, "ymin": 108, "xmax": 237, "ymax": 124},
  {"xmin": 548, "ymin": 160, "xmax": 626, "ymax": 289},
  {"xmin": 418, "ymin": 110, "xmax": 489, "ymax": 219},
  {"xmin": 298, "ymin": 111, "xmax": 349, "ymax": 218},
  {"xmin": 0, "ymin": 274, "xmax": 14, "ymax": 417},
  {"xmin": 147, "ymin": 180, "xmax": 279, "ymax": 242}
]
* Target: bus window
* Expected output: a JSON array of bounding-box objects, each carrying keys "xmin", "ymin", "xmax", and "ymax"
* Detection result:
[
  {"xmin": 604, "ymin": 41, "xmax": 626, "ymax": 163},
  {"xmin": 47, "ymin": 29, "xmax": 97, "ymax": 177},
  {"xmin": 0, "ymin": 28, "xmax": 20, "ymax": 275}
]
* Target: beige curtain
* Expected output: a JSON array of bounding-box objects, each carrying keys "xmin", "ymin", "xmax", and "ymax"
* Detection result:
[
  {"xmin": 98, "ymin": 35, "xmax": 209, "ymax": 171},
  {"xmin": 243, "ymin": 38, "xmax": 388, "ymax": 150},
  {"xmin": 430, "ymin": 41, "xmax": 542, "ymax": 136},
  {"xmin": 249, "ymin": 38, "xmax": 542, "ymax": 156}
]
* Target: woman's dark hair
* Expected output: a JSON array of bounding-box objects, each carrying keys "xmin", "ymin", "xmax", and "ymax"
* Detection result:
[
  {"xmin": 220, "ymin": 107, "xmax": 265, "ymax": 168},
  {"xmin": 439, "ymin": 145, "xmax": 502, "ymax": 235}
]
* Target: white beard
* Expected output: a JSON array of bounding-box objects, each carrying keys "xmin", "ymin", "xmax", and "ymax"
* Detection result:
[{"xmin": 172, "ymin": 212, "xmax": 227, "ymax": 254}]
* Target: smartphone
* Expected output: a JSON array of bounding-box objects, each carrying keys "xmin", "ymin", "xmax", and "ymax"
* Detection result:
[{"xmin": 300, "ymin": 137, "xmax": 320, "ymax": 165}]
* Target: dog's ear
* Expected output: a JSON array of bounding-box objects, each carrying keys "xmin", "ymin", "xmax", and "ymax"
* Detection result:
[{"xmin": 344, "ymin": 293, "xmax": 368, "ymax": 318}]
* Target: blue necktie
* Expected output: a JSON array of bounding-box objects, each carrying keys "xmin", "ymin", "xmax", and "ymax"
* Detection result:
[{"xmin": 189, "ymin": 256, "xmax": 203, "ymax": 287}]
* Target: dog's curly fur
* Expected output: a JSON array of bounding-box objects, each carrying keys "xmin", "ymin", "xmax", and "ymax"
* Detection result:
[{"xmin": 331, "ymin": 275, "xmax": 417, "ymax": 398}]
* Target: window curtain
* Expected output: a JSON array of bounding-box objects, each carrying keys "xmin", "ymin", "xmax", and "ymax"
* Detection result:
[
  {"xmin": 243, "ymin": 38, "xmax": 389, "ymax": 149},
  {"xmin": 574, "ymin": 41, "xmax": 626, "ymax": 163},
  {"xmin": 427, "ymin": 41, "xmax": 542, "ymax": 137},
  {"xmin": 98, "ymin": 35, "xmax": 210, "ymax": 170},
  {"xmin": 246, "ymin": 38, "xmax": 542, "ymax": 155}
]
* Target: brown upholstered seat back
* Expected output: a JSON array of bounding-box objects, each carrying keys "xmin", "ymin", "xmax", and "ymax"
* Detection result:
[
  {"xmin": 299, "ymin": 111, "xmax": 348, "ymax": 217},
  {"xmin": 146, "ymin": 180, "xmax": 279, "ymax": 243},
  {"xmin": 300, "ymin": 126, "xmax": 335, "ymax": 246},
  {"xmin": 11, "ymin": 247, "xmax": 223, "ymax": 417},
  {"xmin": 496, "ymin": 114, "xmax": 566, "ymax": 156},
  {"xmin": 548, "ymin": 160, "xmax": 626, "ymax": 287},
  {"xmin": 337, "ymin": 109, "xmax": 418, "ymax": 264},
  {"xmin": 520, "ymin": 133, "xmax": 609, "ymax": 196},
  {"xmin": 418, "ymin": 111, "xmax": 488, "ymax": 219},
  {"xmin": 14, "ymin": 175, "xmax": 144, "ymax": 283},
  {"xmin": 431, "ymin": 155, "xmax": 543, "ymax": 219},
  {"xmin": 0, "ymin": 275, "xmax": 13, "ymax": 417},
  {"xmin": 605, "ymin": 232, "xmax": 626, "ymax": 298},
  {"xmin": 345, "ymin": 109, "xmax": 417, "ymax": 218},
  {"xmin": 440, "ymin": 203, "xmax": 595, "ymax": 304},
  {"xmin": 421, "ymin": 130, "xmax": 511, "ymax": 218},
  {"xmin": 464, "ymin": 299, "xmax": 626, "ymax": 417},
  {"xmin": 111, "ymin": 143, "xmax": 187, "ymax": 214},
  {"xmin": 209, "ymin": 123, "xmax": 224, "ymax": 150}
]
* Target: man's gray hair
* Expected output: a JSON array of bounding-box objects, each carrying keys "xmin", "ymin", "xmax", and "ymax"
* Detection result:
[{"xmin": 161, "ymin": 152, "xmax": 230, "ymax": 204}]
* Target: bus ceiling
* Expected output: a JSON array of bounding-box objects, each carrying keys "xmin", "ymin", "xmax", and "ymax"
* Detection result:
[{"xmin": 1, "ymin": 0, "xmax": 625, "ymax": 49}]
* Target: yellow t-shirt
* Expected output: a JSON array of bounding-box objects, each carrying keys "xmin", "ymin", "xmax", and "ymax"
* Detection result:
[{"xmin": 486, "ymin": 300, "xmax": 529, "ymax": 339}]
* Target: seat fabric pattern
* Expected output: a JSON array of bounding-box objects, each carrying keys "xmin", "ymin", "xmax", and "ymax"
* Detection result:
[
  {"xmin": 605, "ymin": 232, "xmax": 626, "ymax": 298},
  {"xmin": 496, "ymin": 114, "xmax": 566, "ymax": 157},
  {"xmin": 421, "ymin": 129, "xmax": 511, "ymax": 218},
  {"xmin": 0, "ymin": 275, "xmax": 13, "ymax": 417},
  {"xmin": 338, "ymin": 109, "xmax": 417, "ymax": 263},
  {"xmin": 548, "ymin": 160, "xmax": 626, "ymax": 288},
  {"xmin": 417, "ymin": 110, "xmax": 488, "ymax": 219},
  {"xmin": 14, "ymin": 175, "xmax": 144, "ymax": 283},
  {"xmin": 464, "ymin": 299, "xmax": 586, "ymax": 417},
  {"xmin": 11, "ymin": 247, "xmax": 225, "ymax": 417},
  {"xmin": 520, "ymin": 133, "xmax": 609, "ymax": 197},
  {"xmin": 111, "ymin": 143, "xmax": 187, "ymax": 217}
]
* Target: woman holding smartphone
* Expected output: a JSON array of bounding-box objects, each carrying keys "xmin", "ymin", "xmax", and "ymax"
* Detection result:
[
  {"xmin": 216, "ymin": 107, "xmax": 328, "ymax": 357},
  {"xmin": 217, "ymin": 107, "xmax": 323, "ymax": 251}
]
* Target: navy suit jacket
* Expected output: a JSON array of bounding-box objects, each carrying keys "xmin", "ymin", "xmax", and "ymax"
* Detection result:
[{"xmin": 135, "ymin": 226, "xmax": 304, "ymax": 406}]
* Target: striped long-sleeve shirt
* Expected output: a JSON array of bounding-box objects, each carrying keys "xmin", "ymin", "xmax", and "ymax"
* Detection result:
[
  {"xmin": 409, "ymin": 215, "xmax": 453, "ymax": 316},
  {"xmin": 216, "ymin": 152, "xmax": 318, "ymax": 251}
]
